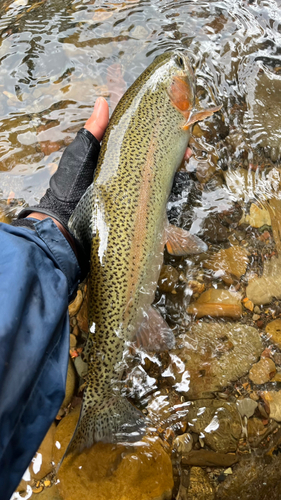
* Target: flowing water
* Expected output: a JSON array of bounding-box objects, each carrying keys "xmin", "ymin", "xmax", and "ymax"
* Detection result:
[{"xmin": 3, "ymin": 0, "xmax": 281, "ymax": 499}]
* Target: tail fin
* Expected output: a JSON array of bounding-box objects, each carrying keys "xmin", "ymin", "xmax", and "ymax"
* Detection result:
[{"xmin": 62, "ymin": 393, "xmax": 147, "ymax": 459}]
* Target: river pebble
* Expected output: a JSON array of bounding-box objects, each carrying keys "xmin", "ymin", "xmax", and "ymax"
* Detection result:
[
  {"xmin": 169, "ymin": 322, "xmax": 262, "ymax": 399},
  {"xmin": 239, "ymin": 203, "xmax": 271, "ymax": 228},
  {"xmin": 187, "ymin": 288, "xmax": 242, "ymax": 319},
  {"xmin": 203, "ymin": 246, "xmax": 249, "ymax": 282},
  {"xmin": 68, "ymin": 289, "xmax": 83, "ymax": 318},
  {"xmin": 158, "ymin": 265, "xmax": 179, "ymax": 293},
  {"xmin": 246, "ymin": 256, "xmax": 281, "ymax": 305},
  {"xmin": 173, "ymin": 433, "xmax": 193, "ymax": 454},
  {"xmin": 262, "ymin": 390, "xmax": 281, "ymax": 422},
  {"xmin": 185, "ymin": 400, "xmax": 241, "ymax": 453},
  {"xmin": 186, "ymin": 467, "xmax": 215, "ymax": 500},
  {"xmin": 265, "ymin": 318, "xmax": 281, "ymax": 349},
  {"xmin": 249, "ymin": 358, "xmax": 276, "ymax": 385}
]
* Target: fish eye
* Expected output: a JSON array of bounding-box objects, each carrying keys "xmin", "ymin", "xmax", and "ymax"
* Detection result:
[{"xmin": 176, "ymin": 55, "xmax": 184, "ymax": 68}]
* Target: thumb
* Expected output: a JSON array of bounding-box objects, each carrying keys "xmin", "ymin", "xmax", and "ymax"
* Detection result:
[{"xmin": 84, "ymin": 97, "xmax": 109, "ymax": 141}]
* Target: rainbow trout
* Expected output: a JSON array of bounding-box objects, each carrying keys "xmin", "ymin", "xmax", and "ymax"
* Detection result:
[{"xmin": 68, "ymin": 51, "xmax": 221, "ymax": 453}]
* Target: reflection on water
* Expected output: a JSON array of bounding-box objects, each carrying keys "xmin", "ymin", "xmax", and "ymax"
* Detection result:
[{"xmin": 3, "ymin": 0, "xmax": 281, "ymax": 498}]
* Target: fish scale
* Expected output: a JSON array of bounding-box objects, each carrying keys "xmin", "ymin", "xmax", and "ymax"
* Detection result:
[{"xmin": 67, "ymin": 50, "xmax": 220, "ymax": 454}]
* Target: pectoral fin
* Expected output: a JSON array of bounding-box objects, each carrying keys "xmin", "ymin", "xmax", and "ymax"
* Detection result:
[
  {"xmin": 165, "ymin": 224, "xmax": 208, "ymax": 256},
  {"xmin": 136, "ymin": 306, "xmax": 175, "ymax": 351},
  {"xmin": 182, "ymin": 105, "xmax": 222, "ymax": 130}
]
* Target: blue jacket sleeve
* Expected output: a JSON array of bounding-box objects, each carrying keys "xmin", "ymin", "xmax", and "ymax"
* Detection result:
[{"xmin": 0, "ymin": 218, "xmax": 80, "ymax": 499}]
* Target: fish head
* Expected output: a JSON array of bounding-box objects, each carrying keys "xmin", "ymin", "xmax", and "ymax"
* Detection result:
[
  {"xmin": 150, "ymin": 51, "xmax": 196, "ymax": 113},
  {"xmin": 152, "ymin": 51, "xmax": 222, "ymax": 127}
]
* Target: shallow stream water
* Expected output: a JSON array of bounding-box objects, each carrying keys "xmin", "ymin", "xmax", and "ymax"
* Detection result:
[{"xmin": 3, "ymin": 0, "xmax": 281, "ymax": 499}]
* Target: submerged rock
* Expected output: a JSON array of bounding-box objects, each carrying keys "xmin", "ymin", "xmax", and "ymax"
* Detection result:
[
  {"xmin": 184, "ymin": 400, "xmax": 241, "ymax": 453},
  {"xmin": 60, "ymin": 358, "xmax": 77, "ymax": 410},
  {"xmin": 158, "ymin": 265, "xmax": 179, "ymax": 293},
  {"xmin": 203, "ymin": 246, "xmax": 249, "ymax": 283},
  {"xmin": 187, "ymin": 288, "xmax": 242, "ymax": 319},
  {"xmin": 216, "ymin": 455, "xmax": 281, "ymax": 500},
  {"xmin": 243, "ymin": 68, "xmax": 281, "ymax": 156},
  {"xmin": 246, "ymin": 256, "xmax": 281, "ymax": 305},
  {"xmin": 265, "ymin": 319, "xmax": 281, "ymax": 349},
  {"xmin": 181, "ymin": 450, "xmax": 238, "ymax": 467},
  {"xmin": 249, "ymin": 358, "xmax": 276, "ymax": 385},
  {"xmin": 239, "ymin": 203, "xmax": 271, "ymax": 228},
  {"xmin": 261, "ymin": 391, "xmax": 281, "ymax": 422},
  {"xmin": 167, "ymin": 322, "xmax": 262, "ymax": 399},
  {"xmin": 68, "ymin": 289, "xmax": 83, "ymax": 317},
  {"xmin": 186, "ymin": 467, "xmax": 215, "ymax": 500},
  {"xmin": 54, "ymin": 407, "xmax": 174, "ymax": 500}
]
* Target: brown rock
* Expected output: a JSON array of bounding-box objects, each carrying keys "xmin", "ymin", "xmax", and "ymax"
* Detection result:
[
  {"xmin": 185, "ymin": 400, "xmax": 241, "ymax": 453},
  {"xmin": 158, "ymin": 265, "xmax": 179, "ymax": 293},
  {"xmin": 76, "ymin": 296, "xmax": 89, "ymax": 333},
  {"xmin": 203, "ymin": 246, "xmax": 249, "ymax": 282},
  {"xmin": 187, "ymin": 288, "xmax": 242, "ymax": 319},
  {"xmin": 186, "ymin": 467, "xmax": 215, "ymax": 500},
  {"xmin": 69, "ymin": 333, "xmax": 77, "ymax": 348},
  {"xmin": 68, "ymin": 289, "xmax": 83, "ymax": 317},
  {"xmin": 249, "ymin": 358, "xmax": 276, "ymax": 385},
  {"xmin": 266, "ymin": 318, "xmax": 281, "ymax": 349},
  {"xmin": 262, "ymin": 390, "xmax": 281, "ymax": 422},
  {"xmin": 168, "ymin": 322, "xmax": 262, "ymax": 399},
  {"xmin": 54, "ymin": 407, "xmax": 173, "ymax": 500},
  {"xmin": 60, "ymin": 358, "xmax": 76, "ymax": 410},
  {"xmin": 247, "ymin": 418, "xmax": 266, "ymax": 441},
  {"xmin": 181, "ymin": 450, "xmax": 238, "ymax": 467},
  {"xmin": 187, "ymin": 280, "xmax": 205, "ymax": 294},
  {"xmin": 216, "ymin": 455, "xmax": 281, "ymax": 500},
  {"xmin": 246, "ymin": 256, "xmax": 281, "ymax": 305}
]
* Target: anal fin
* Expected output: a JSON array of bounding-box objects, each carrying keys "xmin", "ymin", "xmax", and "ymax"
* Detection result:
[
  {"xmin": 136, "ymin": 306, "xmax": 175, "ymax": 351},
  {"xmin": 165, "ymin": 224, "xmax": 207, "ymax": 256}
]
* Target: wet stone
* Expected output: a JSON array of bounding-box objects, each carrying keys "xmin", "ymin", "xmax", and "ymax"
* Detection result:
[
  {"xmin": 74, "ymin": 355, "xmax": 88, "ymax": 379},
  {"xmin": 68, "ymin": 289, "xmax": 83, "ymax": 317},
  {"xmin": 203, "ymin": 246, "xmax": 249, "ymax": 282},
  {"xmin": 239, "ymin": 203, "xmax": 271, "ymax": 228},
  {"xmin": 247, "ymin": 418, "xmax": 266, "ymax": 442},
  {"xmin": 249, "ymin": 358, "xmax": 276, "ymax": 385},
  {"xmin": 186, "ymin": 467, "xmax": 215, "ymax": 500},
  {"xmin": 168, "ymin": 322, "xmax": 262, "ymax": 399},
  {"xmin": 187, "ymin": 288, "xmax": 242, "ymax": 319},
  {"xmin": 181, "ymin": 450, "xmax": 238, "ymax": 468},
  {"xmin": 265, "ymin": 318, "xmax": 281, "ymax": 349},
  {"xmin": 262, "ymin": 390, "xmax": 281, "ymax": 422},
  {"xmin": 173, "ymin": 433, "xmax": 193, "ymax": 454},
  {"xmin": 200, "ymin": 215, "xmax": 229, "ymax": 243},
  {"xmin": 55, "ymin": 407, "xmax": 174, "ymax": 500},
  {"xmin": 184, "ymin": 400, "xmax": 241, "ymax": 453},
  {"xmin": 216, "ymin": 455, "xmax": 281, "ymax": 500},
  {"xmin": 60, "ymin": 358, "xmax": 77, "ymax": 410},
  {"xmin": 158, "ymin": 265, "xmax": 179, "ymax": 293},
  {"xmin": 236, "ymin": 398, "xmax": 258, "ymax": 419},
  {"xmin": 246, "ymin": 256, "xmax": 281, "ymax": 305},
  {"xmin": 76, "ymin": 296, "xmax": 89, "ymax": 333}
]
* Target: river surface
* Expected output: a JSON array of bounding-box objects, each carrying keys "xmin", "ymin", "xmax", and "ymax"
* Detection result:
[{"xmin": 3, "ymin": 0, "xmax": 281, "ymax": 499}]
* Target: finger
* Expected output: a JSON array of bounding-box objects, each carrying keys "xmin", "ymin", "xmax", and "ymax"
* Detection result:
[
  {"xmin": 184, "ymin": 147, "xmax": 193, "ymax": 160},
  {"xmin": 84, "ymin": 97, "xmax": 109, "ymax": 141}
]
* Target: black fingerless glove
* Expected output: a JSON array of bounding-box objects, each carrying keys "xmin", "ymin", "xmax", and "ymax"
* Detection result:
[
  {"xmin": 12, "ymin": 127, "xmax": 101, "ymax": 275},
  {"xmin": 15, "ymin": 128, "xmax": 100, "ymax": 229}
]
